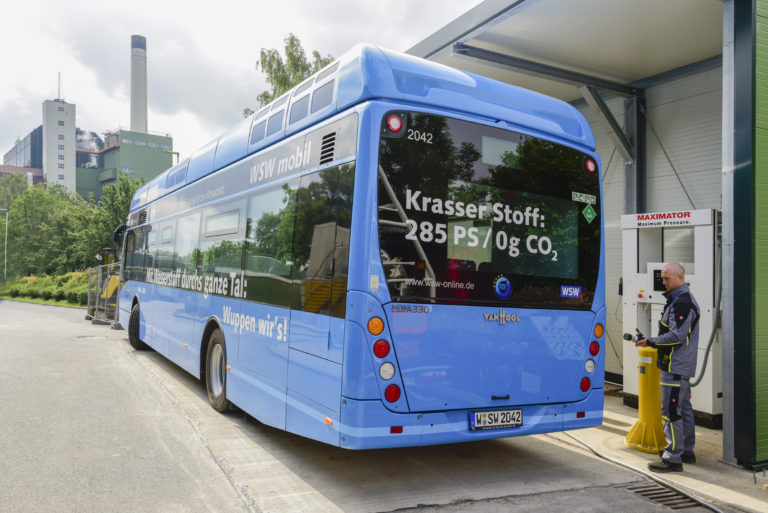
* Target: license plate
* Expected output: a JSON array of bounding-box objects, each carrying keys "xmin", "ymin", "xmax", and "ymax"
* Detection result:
[{"xmin": 469, "ymin": 409, "xmax": 523, "ymax": 430}]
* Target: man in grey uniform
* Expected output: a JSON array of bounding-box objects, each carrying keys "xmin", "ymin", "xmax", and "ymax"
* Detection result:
[{"xmin": 636, "ymin": 262, "xmax": 700, "ymax": 472}]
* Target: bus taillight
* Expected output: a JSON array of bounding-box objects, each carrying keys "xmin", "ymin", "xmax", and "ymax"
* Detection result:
[
  {"xmin": 585, "ymin": 158, "xmax": 597, "ymax": 174},
  {"xmin": 373, "ymin": 339, "xmax": 390, "ymax": 358},
  {"xmin": 379, "ymin": 362, "xmax": 396, "ymax": 380},
  {"xmin": 385, "ymin": 384, "xmax": 401, "ymax": 402},
  {"xmin": 386, "ymin": 115, "xmax": 403, "ymax": 133},
  {"xmin": 580, "ymin": 377, "xmax": 591, "ymax": 392},
  {"xmin": 589, "ymin": 341, "xmax": 600, "ymax": 356},
  {"xmin": 368, "ymin": 317, "xmax": 385, "ymax": 335}
]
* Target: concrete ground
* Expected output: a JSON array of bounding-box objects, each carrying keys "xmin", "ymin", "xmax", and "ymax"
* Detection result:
[
  {"xmin": 556, "ymin": 387, "xmax": 768, "ymax": 513},
  {"xmin": 1, "ymin": 300, "xmax": 766, "ymax": 513}
]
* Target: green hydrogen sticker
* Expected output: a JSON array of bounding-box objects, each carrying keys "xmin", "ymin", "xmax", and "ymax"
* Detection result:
[{"xmin": 582, "ymin": 204, "xmax": 597, "ymax": 223}]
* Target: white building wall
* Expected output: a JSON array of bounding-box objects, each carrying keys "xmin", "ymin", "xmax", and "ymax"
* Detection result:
[
  {"xmin": 42, "ymin": 99, "xmax": 76, "ymax": 192},
  {"xmin": 577, "ymin": 65, "xmax": 722, "ymax": 381}
]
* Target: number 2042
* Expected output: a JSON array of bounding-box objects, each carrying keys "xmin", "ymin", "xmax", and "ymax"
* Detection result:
[{"xmin": 408, "ymin": 129, "xmax": 433, "ymax": 144}]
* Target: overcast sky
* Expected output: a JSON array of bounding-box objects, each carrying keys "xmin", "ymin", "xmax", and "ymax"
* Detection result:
[{"xmin": 0, "ymin": 1, "xmax": 483, "ymax": 161}]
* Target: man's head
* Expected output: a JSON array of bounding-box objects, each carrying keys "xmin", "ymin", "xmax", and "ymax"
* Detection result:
[{"xmin": 661, "ymin": 262, "xmax": 686, "ymax": 292}]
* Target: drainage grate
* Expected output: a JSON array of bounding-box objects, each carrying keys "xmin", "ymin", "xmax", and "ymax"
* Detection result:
[{"xmin": 627, "ymin": 483, "xmax": 700, "ymax": 510}]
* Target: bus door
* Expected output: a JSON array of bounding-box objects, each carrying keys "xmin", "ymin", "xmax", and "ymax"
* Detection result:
[
  {"xmin": 286, "ymin": 165, "xmax": 353, "ymax": 436},
  {"xmin": 238, "ymin": 184, "xmax": 294, "ymax": 428},
  {"xmin": 167, "ymin": 211, "xmax": 202, "ymax": 375},
  {"xmin": 147, "ymin": 219, "xmax": 177, "ymax": 356},
  {"xmin": 121, "ymin": 226, "xmax": 149, "ymax": 337}
]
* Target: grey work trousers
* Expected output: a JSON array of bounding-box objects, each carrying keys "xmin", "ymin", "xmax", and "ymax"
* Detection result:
[{"xmin": 660, "ymin": 370, "xmax": 695, "ymax": 463}]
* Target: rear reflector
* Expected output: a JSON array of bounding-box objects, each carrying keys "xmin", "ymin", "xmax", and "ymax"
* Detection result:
[
  {"xmin": 390, "ymin": 426, "xmax": 403, "ymax": 434},
  {"xmin": 577, "ymin": 411, "xmax": 586, "ymax": 418}
]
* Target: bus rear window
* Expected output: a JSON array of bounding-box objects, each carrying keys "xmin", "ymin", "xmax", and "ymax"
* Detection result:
[{"xmin": 377, "ymin": 112, "xmax": 601, "ymax": 309}]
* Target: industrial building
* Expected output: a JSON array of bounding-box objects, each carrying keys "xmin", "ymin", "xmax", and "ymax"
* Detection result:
[{"xmin": 2, "ymin": 35, "xmax": 172, "ymax": 201}]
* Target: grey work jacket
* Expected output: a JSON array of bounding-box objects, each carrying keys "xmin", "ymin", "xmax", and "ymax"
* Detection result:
[{"xmin": 646, "ymin": 283, "xmax": 700, "ymax": 378}]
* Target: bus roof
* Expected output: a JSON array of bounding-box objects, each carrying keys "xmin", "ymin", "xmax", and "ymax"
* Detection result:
[{"xmin": 130, "ymin": 43, "xmax": 595, "ymax": 212}]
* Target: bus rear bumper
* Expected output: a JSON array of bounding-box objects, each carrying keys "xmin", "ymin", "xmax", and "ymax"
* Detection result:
[{"xmin": 339, "ymin": 390, "xmax": 603, "ymax": 449}]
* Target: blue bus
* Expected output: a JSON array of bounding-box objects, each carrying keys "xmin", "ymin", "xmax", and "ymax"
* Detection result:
[{"xmin": 118, "ymin": 44, "xmax": 606, "ymax": 449}]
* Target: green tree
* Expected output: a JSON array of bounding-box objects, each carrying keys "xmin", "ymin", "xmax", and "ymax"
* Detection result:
[
  {"xmin": 243, "ymin": 33, "xmax": 334, "ymax": 117},
  {"xmin": 0, "ymin": 172, "xmax": 28, "ymax": 211},
  {"xmin": 2, "ymin": 174, "xmax": 144, "ymax": 279},
  {"xmin": 7, "ymin": 183, "xmax": 90, "ymax": 275}
]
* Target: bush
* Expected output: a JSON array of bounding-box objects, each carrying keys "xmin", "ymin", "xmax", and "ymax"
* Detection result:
[
  {"xmin": 9, "ymin": 287, "xmax": 20, "ymax": 297},
  {"xmin": 78, "ymin": 290, "xmax": 89, "ymax": 305},
  {"xmin": 41, "ymin": 289, "xmax": 53, "ymax": 300},
  {"xmin": 27, "ymin": 288, "xmax": 40, "ymax": 299},
  {"xmin": 54, "ymin": 290, "xmax": 66, "ymax": 301}
]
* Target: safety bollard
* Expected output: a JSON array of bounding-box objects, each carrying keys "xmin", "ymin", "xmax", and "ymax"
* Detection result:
[{"xmin": 624, "ymin": 346, "xmax": 666, "ymax": 453}]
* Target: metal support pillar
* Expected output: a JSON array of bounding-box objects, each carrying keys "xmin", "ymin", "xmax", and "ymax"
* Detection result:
[
  {"xmin": 721, "ymin": 0, "xmax": 737, "ymax": 466},
  {"xmin": 578, "ymin": 85, "xmax": 633, "ymax": 162},
  {"xmin": 623, "ymin": 97, "xmax": 646, "ymax": 214}
]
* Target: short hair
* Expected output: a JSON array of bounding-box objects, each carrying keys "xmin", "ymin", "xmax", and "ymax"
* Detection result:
[{"xmin": 663, "ymin": 262, "xmax": 685, "ymax": 278}]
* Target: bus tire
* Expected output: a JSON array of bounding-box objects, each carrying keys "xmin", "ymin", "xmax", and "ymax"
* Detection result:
[
  {"xmin": 128, "ymin": 303, "xmax": 149, "ymax": 351},
  {"xmin": 205, "ymin": 329, "xmax": 231, "ymax": 412}
]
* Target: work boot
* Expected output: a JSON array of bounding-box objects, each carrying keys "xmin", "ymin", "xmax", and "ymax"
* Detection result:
[
  {"xmin": 648, "ymin": 459, "xmax": 683, "ymax": 472},
  {"xmin": 681, "ymin": 453, "xmax": 696, "ymax": 464}
]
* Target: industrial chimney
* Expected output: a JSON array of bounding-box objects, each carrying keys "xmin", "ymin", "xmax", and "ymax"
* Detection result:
[{"xmin": 130, "ymin": 35, "xmax": 148, "ymax": 133}]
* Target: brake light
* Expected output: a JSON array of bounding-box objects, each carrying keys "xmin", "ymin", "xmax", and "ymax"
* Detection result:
[
  {"xmin": 585, "ymin": 158, "xmax": 597, "ymax": 174},
  {"xmin": 589, "ymin": 341, "xmax": 600, "ymax": 356},
  {"xmin": 385, "ymin": 384, "xmax": 401, "ymax": 402},
  {"xmin": 373, "ymin": 339, "xmax": 390, "ymax": 358},
  {"xmin": 580, "ymin": 377, "xmax": 591, "ymax": 392},
  {"xmin": 368, "ymin": 317, "xmax": 384, "ymax": 335},
  {"xmin": 386, "ymin": 115, "xmax": 403, "ymax": 133}
]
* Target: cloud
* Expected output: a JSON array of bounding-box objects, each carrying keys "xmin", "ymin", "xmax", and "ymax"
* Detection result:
[{"xmin": 1, "ymin": 0, "xmax": 482, "ymax": 160}]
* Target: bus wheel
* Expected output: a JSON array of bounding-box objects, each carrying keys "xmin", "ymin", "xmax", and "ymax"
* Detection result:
[
  {"xmin": 128, "ymin": 303, "xmax": 149, "ymax": 351},
  {"xmin": 205, "ymin": 329, "xmax": 231, "ymax": 412}
]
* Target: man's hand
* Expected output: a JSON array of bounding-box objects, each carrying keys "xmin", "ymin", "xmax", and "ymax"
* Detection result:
[{"xmin": 635, "ymin": 338, "xmax": 648, "ymax": 347}]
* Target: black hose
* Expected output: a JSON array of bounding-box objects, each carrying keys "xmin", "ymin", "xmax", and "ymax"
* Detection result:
[{"xmin": 690, "ymin": 272, "xmax": 721, "ymax": 388}]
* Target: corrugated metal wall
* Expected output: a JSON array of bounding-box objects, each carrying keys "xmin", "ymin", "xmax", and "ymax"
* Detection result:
[{"xmin": 578, "ymin": 66, "xmax": 722, "ymax": 380}]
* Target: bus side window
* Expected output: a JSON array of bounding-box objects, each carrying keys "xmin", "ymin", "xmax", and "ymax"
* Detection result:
[
  {"xmin": 199, "ymin": 201, "xmax": 246, "ymax": 284},
  {"xmin": 175, "ymin": 212, "xmax": 201, "ymax": 273},
  {"xmin": 244, "ymin": 181, "xmax": 297, "ymax": 308},
  {"xmin": 291, "ymin": 163, "xmax": 354, "ymax": 317},
  {"xmin": 124, "ymin": 228, "xmax": 146, "ymax": 282},
  {"xmin": 154, "ymin": 221, "xmax": 176, "ymax": 273}
]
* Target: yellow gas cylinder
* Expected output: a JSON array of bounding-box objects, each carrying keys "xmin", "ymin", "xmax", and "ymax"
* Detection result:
[{"xmin": 624, "ymin": 346, "xmax": 666, "ymax": 453}]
